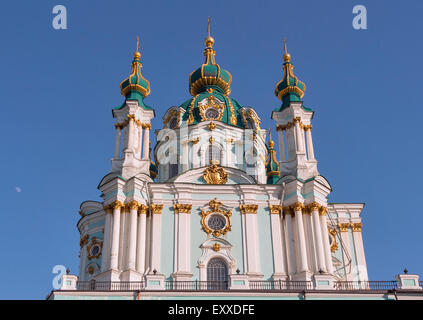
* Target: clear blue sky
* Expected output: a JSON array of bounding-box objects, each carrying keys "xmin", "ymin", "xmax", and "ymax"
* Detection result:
[{"xmin": 1, "ymin": 0, "xmax": 422, "ymax": 299}]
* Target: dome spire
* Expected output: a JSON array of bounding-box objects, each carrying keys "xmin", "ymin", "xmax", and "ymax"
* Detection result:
[
  {"xmin": 274, "ymin": 38, "xmax": 306, "ymax": 109},
  {"xmin": 120, "ymin": 36, "xmax": 151, "ymax": 99},
  {"xmin": 188, "ymin": 18, "xmax": 232, "ymax": 96}
]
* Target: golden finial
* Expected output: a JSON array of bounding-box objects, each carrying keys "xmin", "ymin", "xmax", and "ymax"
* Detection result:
[
  {"xmin": 268, "ymin": 128, "xmax": 274, "ymax": 148},
  {"xmin": 134, "ymin": 36, "xmax": 141, "ymax": 59},
  {"xmin": 205, "ymin": 17, "xmax": 215, "ymax": 48},
  {"xmin": 283, "ymin": 37, "xmax": 291, "ymax": 62}
]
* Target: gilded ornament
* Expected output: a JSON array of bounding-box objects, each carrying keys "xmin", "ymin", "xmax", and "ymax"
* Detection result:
[
  {"xmin": 126, "ymin": 200, "xmax": 141, "ymax": 211},
  {"xmin": 191, "ymin": 137, "xmax": 200, "ymax": 144},
  {"xmin": 200, "ymin": 198, "xmax": 232, "ymax": 237},
  {"xmin": 329, "ymin": 228, "xmax": 338, "ymax": 252},
  {"xmin": 209, "ymin": 136, "xmax": 215, "ymax": 144},
  {"xmin": 80, "ymin": 234, "xmax": 89, "ymax": 248},
  {"xmin": 198, "ymin": 96, "xmax": 225, "ymax": 121},
  {"xmin": 208, "ymin": 122, "xmax": 217, "ymax": 131},
  {"xmin": 149, "ymin": 204, "xmax": 164, "ymax": 214},
  {"xmin": 307, "ymin": 202, "xmax": 321, "ymax": 213},
  {"xmin": 203, "ymin": 163, "xmax": 228, "ymax": 185},
  {"xmin": 88, "ymin": 266, "xmax": 94, "ymax": 275},
  {"xmin": 87, "ymin": 237, "xmax": 103, "ymax": 260},
  {"xmin": 112, "ymin": 200, "xmax": 124, "ymax": 210},
  {"xmin": 173, "ymin": 203, "xmax": 193, "ymax": 214},
  {"xmin": 338, "ymin": 223, "xmax": 350, "ymax": 232},
  {"xmin": 269, "ymin": 205, "xmax": 282, "ymax": 215},
  {"xmin": 290, "ymin": 201, "xmax": 305, "ymax": 212},
  {"xmin": 351, "ymin": 223, "xmax": 362, "ymax": 232},
  {"xmin": 138, "ymin": 204, "xmax": 149, "ymax": 214},
  {"xmin": 319, "ymin": 206, "xmax": 328, "ymax": 216},
  {"xmin": 239, "ymin": 204, "xmax": 259, "ymax": 214},
  {"xmin": 212, "ymin": 243, "xmax": 221, "ymax": 252}
]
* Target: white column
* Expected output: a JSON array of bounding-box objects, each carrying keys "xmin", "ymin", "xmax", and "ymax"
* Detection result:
[
  {"xmin": 305, "ymin": 126, "xmax": 315, "ymax": 160},
  {"xmin": 149, "ymin": 205, "xmax": 163, "ymax": 272},
  {"xmin": 243, "ymin": 208, "xmax": 260, "ymax": 274},
  {"xmin": 351, "ymin": 223, "xmax": 368, "ymax": 281},
  {"xmin": 270, "ymin": 208, "xmax": 287, "ymax": 276},
  {"xmin": 101, "ymin": 210, "xmax": 112, "ymax": 272},
  {"xmin": 277, "ymin": 128, "xmax": 286, "ymax": 162},
  {"xmin": 286, "ymin": 126, "xmax": 296, "ymax": 161},
  {"xmin": 136, "ymin": 206, "xmax": 148, "ymax": 274},
  {"xmin": 126, "ymin": 202, "xmax": 139, "ymax": 271},
  {"xmin": 283, "ymin": 212, "xmax": 296, "ymax": 275},
  {"xmin": 142, "ymin": 124, "xmax": 151, "ymax": 160},
  {"xmin": 176, "ymin": 208, "xmax": 191, "ymax": 272},
  {"xmin": 114, "ymin": 125, "xmax": 121, "ymax": 159},
  {"xmin": 293, "ymin": 203, "xmax": 308, "ymax": 273},
  {"xmin": 338, "ymin": 223, "xmax": 353, "ymax": 281},
  {"xmin": 137, "ymin": 125, "xmax": 144, "ymax": 158},
  {"xmin": 127, "ymin": 117, "xmax": 135, "ymax": 151},
  {"xmin": 294, "ymin": 119, "xmax": 305, "ymax": 152},
  {"xmin": 181, "ymin": 142, "xmax": 189, "ymax": 172},
  {"xmin": 319, "ymin": 209, "xmax": 334, "ymax": 274},
  {"xmin": 110, "ymin": 201, "xmax": 123, "ymax": 270},
  {"xmin": 310, "ymin": 205, "xmax": 326, "ymax": 272}
]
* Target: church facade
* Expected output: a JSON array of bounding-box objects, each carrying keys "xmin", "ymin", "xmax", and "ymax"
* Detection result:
[{"xmin": 49, "ymin": 29, "xmax": 422, "ymax": 300}]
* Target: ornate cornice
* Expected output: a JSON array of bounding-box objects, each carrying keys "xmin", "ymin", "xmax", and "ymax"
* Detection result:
[
  {"xmin": 173, "ymin": 203, "xmax": 193, "ymax": 214},
  {"xmin": 269, "ymin": 205, "xmax": 282, "ymax": 215},
  {"xmin": 240, "ymin": 204, "xmax": 259, "ymax": 214},
  {"xmin": 149, "ymin": 204, "xmax": 164, "ymax": 214},
  {"xmin": 275, "ymin": 119, "xmax": 310, "ymax": 131}
]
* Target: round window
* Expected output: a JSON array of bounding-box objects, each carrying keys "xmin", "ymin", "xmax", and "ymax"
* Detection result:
[
  {"xmin": 207, "ymin": 214, "xmax": 226, "ymax": 231},
  {"xmin": 205, "ymin": 108, "xmax": 220, "ymax": 119}
]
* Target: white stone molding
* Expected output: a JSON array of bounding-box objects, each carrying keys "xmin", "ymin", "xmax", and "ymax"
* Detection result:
[
  {"xmin": 270, "ymin": 211, "xmax": 287, "ymax": 278},
  {"xmin": 198, "ymin": 239, "xmax": 235, "ymax": 281}
]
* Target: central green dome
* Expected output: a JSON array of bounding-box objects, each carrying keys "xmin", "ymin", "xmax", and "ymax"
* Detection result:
[{"xmin": 188, "ymin": 35, "xmax": 232, "ymax": 96}]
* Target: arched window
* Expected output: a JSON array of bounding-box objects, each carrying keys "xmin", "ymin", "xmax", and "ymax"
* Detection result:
[
  {"xmin": 205, "ymin": 145, "xmax": 221, "ymax": 165},
  {"xmin": 207, "ymin": 258, "xmax": 228, "ymax": 290}
]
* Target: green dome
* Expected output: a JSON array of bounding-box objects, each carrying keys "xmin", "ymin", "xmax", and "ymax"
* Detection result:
[
  {"xmin": 118, "ymin": 41, "xmax": 152, "ymax": 111},
  {"xmin": 189, "ymin": 36, "xmax": 232, "ymax": 97},
  {"xmin": 274, "ymin": 41, "xmax": 306, "ymax": 110},
  {"xmin": 179, "ymin": 89, "xmax": 245, "ymax": 128}
]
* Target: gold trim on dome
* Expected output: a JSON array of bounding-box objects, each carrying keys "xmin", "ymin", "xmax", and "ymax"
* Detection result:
[
  {"xmin": 227, "ymin": 98, "xmax": 237, "ymax": 125},
  {"xmin": 200, "ymin": 198, "xmax": 232, "ymax": 237},
  {"xmin": 240, "ymin": 204, "xmax": 259, "ymax": 214},
  {"xmin": 173, "ymin": 203, "xmax": 193, "ymax": 214},
  {"xmin": 269, "ymin": 205, "xmax": 282, "ymax": 215},
  {"xmin": 203, "ymin": 162, "xmax": 228, "ymax": 184},
  {"xmin": 187, "ymin": 95, "xmax": 198, "ymax": 125},
  {"xmin": 329, "ymin": 228, "xmax": 338, "ymax": 252},
  {"xmin": 87, "ymin": 237, "xmax": 103, "ymax": 260},
  {"xmin": 149, "ymin": 204, "xmax": 164, "ymax": 214}
]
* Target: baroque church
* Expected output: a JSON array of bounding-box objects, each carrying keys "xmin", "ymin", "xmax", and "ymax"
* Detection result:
[{"xmin": 49, "ymin": 23, "xmax": 423, "ymax": 300}]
